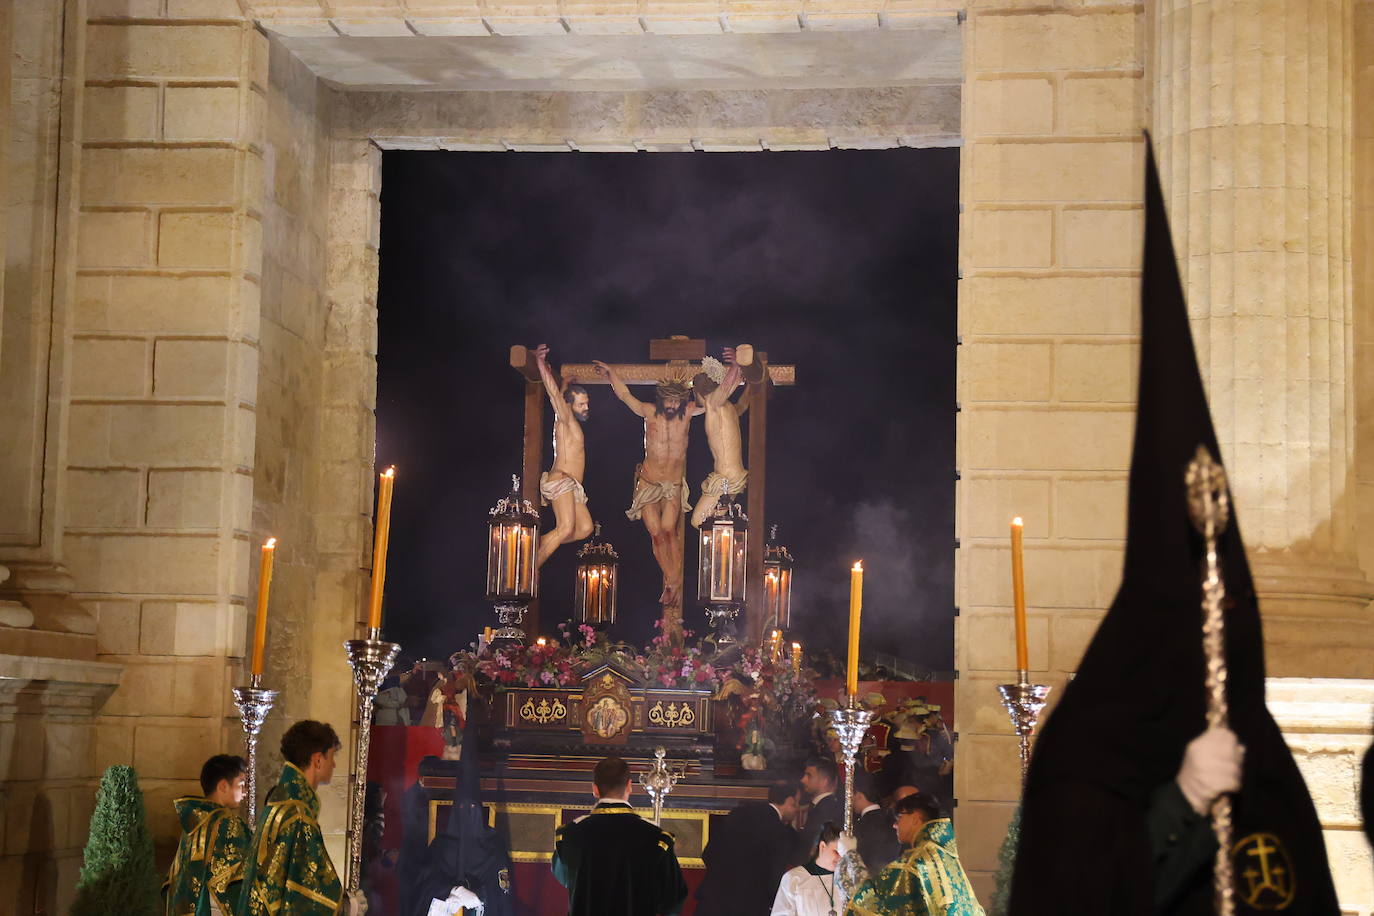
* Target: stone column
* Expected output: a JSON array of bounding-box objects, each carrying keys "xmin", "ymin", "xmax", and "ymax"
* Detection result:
[{"xmin": 1152, "ymin": 0, "xmax": 1374, "ymax": 677}]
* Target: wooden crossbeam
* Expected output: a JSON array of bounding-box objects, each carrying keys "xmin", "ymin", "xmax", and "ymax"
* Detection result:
[{"xmin": 509, "ymin": 346, "xmax": 797, "ymax": 386}]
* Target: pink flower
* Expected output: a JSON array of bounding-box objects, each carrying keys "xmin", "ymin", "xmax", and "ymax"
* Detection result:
[
  {"xmin": 540, "ymin": 670, "xmax": 556, "ymax": 685},
  {"xmin": 579, "ymin": 624, "xmax": 596, "ymax": 645}
]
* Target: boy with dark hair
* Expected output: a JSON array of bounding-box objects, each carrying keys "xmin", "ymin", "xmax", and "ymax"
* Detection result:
[
  {"xmin": 238, "ymin": 721, "xmax": 365, "ymax": 915},
  {"xmin": 552, "ymin": 755, "xmax": 688, "ymax": 916},
  {"xmin": 798, "ymin": 757, "xmax": 843, "ymax": 864},
  {"xmin": 165, "ymin": 755, "xmax": 250, "ymax": 915}
]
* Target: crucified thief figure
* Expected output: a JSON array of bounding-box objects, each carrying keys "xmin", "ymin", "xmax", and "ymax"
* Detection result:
[
  {"xmin": 536, "ymin": 344, "xmax": 594, "ymax": 566},
  {"xmin": 690, "ymin": 345, "xmax": 754, "ymax": 530},
  {"xmin": 595, "ymin": 360, "xmax": 699, "ymax": 641}
]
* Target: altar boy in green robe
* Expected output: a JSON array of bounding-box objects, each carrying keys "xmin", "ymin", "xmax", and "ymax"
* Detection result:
[
  {"xmin": 165, "ymin": 755, "xmax": 250, "ymax": 915},
  {"xmin": 238, "ymin": 720, "xmax": 366, "ymax": 916}
]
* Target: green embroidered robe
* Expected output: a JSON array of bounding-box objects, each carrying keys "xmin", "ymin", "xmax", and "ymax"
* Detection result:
[
  {"xmin": 164, "ymin": 797, "xmax": 250, "ymax": 915},
  {"xmin": 847, "ymin": 819, "xmax": 985, "ymax": 916},
  {"xmin": 237, "ymin": 763, "xmax": 343, "ymax": 915}
]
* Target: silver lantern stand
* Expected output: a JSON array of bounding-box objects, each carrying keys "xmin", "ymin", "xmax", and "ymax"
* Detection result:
[
  {"xmin": 638, "ymin": 747, "xmax": 687, "ymax": 826},
  {"xmin": 342, "ymin": 627, "xmax": 401, "ymax": 891},
  {"xmin": 996, "ymin": 672, "xmax": 1051, "ymax": 788},
  {"xmin": 828, "ymin": 694, "xmax": 874, "ymax": 835},
  {"xmin": 231, "ymin": 674, "xmax": 278, "ymax": 829}
]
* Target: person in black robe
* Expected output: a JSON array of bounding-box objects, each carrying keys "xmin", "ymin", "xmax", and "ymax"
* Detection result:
[
  {"xmin": 409, "ymin": 729, "xmax": 515, "ymax": 916},
  {"xmin": 797, "ymin": 758, "xmax": 844, "ymax": 866},
  {"xmin": 1009, "ymin": 137, "xmax": 1340, "ymax": 916},
  {"xmin": 695, "ymin": 779, "xmax": 803, "ymax": 915},
  {"xmin": 852, "ymin": 770, "xmax": 901, "ymax": 875},
  {"xmin": 552, "ymin": 755, "xmax": 688, "ymax": 916}
]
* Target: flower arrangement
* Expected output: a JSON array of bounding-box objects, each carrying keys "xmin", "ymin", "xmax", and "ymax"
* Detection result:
[{"xmin": 450, "ymin": 621, "xmax": 817, "ymax": 715}]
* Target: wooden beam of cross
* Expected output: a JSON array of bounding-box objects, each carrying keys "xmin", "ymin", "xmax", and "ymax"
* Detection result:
[{"xmin": 509, "ymin": 337, "xmax": 796, "ymax": 645}]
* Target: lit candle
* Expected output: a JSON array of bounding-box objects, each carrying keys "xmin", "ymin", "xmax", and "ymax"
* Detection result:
[
  {"xmin": 250, "ymin": 537, "xmax": 276, "ymax": 676},
  {"xmin": 366, "ymin": 467, "xmax": 395, "ymax": 631},
  {"xmin": 791, "ymin": 641, "xmax": 802, "ymax": 676},
  {"xmin": 847, "ymin": 561, "xmax": 863, "ymax": 698},
  {"xmin": 536, "ymin": 637, "xmax": 547, "ymax": 648},
  {"xmin": 1011, "ymin": 517, "xmax": 1028, "ymax": 672}
]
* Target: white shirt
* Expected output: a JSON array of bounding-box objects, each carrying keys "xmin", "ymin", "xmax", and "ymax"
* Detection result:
[
  {"xmin": 770, "ymin": 803, "xmax": 787, "ymax": 822},
  {"xmin": 770, "ymin": 865, "xmax": 845, "ymax": 916},
  {"xmin": 859, "ymin": 803, "xmax": 881, "ymax": 817}
]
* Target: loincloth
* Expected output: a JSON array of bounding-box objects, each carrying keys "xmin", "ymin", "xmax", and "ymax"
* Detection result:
[
  {"xmin": 540, "ymin": 471, "xmax": 587, "ymax": 506},
  {"xmin": 626, "ymin": 464, "xmax": 691, "ymax": 520},
  {"xmin": 699, "ymin": 469, "xmax": 748, "ymax": 498}
]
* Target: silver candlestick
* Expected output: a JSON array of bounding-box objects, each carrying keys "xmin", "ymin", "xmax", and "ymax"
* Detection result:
[
  {"xmin": 342, "ymin": 627, "xmax": 401, "ymax": 891},
  {"xmin": 638, "ymin": 747, "xmax": 686, "ymax": 826},
  {"xmin": 997, "ymin": 670, "xmax": 1051, "ymax": 788},
  {"xmin": 828, "ymin": 694, "xmax": 874, "ymax": 835},
  {"xmin": 231, "ymin": 673, "xmax": 278, "ymax": 829}
]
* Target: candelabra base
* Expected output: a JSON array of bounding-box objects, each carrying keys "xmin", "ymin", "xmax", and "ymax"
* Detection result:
[
  {"xmin": 343, "ymin": 632, "xmax": 401, "ymax": 891},
  {"xmin": 231, "ymin": 675, "xmax": 278, "ymax": 829},
  {"xmin": 997, "ymin": 674, "xmax": 1051, "ymax": 789}
]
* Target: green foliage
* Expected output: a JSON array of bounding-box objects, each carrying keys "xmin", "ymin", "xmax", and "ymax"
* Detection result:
[
  {"xmin": 72, "ymin": 764, "xmax": 161, "ymax": 916},
  {"xmin": 989, "ymin": 805, "xmax": 1021, "ymax": 916}
]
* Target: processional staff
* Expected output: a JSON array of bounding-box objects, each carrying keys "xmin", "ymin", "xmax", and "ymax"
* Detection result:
[{"xmin": 1185, "ymin": 445, "xmax": 1235, "ymax": 916}]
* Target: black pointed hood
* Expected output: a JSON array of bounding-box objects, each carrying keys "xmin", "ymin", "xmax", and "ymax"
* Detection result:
[{"xmin": 1009, "ymin": 137, "xmax": 1337, "ymax": 915}]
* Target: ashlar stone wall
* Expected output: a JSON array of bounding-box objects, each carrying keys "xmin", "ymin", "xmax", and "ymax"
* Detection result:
[{"xmin": 954, "ymin": 0, "xmax": 1145, "ymax": 896}]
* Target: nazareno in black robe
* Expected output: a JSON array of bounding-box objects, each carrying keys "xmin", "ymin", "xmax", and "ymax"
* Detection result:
[{"xmin": 1009, "ymin": 137, "xmax": 1339, "ymax": 916}]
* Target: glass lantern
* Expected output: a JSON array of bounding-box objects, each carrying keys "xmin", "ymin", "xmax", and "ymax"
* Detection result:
[
  {"xmin": 763, "ymin": 524, "xmax": 795, "ymax": 632},
  {"xmin": 486, "ymin": 475, "xmax": 539, "ymax": 641},
  {"xmin": 574, "ymin": 524, "xmax": 619, "ymax": 627},
  {"xmin": 698, "ymin": 500, "xmax": 747, "ymax": 648}
]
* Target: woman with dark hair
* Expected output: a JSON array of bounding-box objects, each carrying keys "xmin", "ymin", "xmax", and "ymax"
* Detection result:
[{"xmin": 770, "ymin": 821, "xmax": 846, "ymax": 916}]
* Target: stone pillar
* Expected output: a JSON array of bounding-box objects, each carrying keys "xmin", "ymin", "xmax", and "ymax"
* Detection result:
[{"xmin": 1152, "ymin": 0, "xmax": 1374, "ymax": 677}]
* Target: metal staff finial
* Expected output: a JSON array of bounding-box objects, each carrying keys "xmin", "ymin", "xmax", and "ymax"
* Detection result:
[
  {"xmin": 342, "ymin": 629, "xmax": 401, "ymax": 890},
  {"xmin": 639, "ymin": 747, "xmax": 686, "ymax": 826},
  {"xmin": 1185, "ymin": 444, "xmax": 1235, "ymax": 916}
]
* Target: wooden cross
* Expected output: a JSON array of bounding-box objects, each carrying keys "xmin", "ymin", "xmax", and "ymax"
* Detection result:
[{"xmin": 510, "ymin": 336, "xmax": 796, "ymax": 643}]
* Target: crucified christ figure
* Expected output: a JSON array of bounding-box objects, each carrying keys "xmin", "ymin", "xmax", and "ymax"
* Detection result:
[
  {"xmin": 594, "ymin": 360, "xmax": 700, "ymax": 639},
  {"xmin": 535, "ymin": 344, "xmax": 593, "ymax": 566},
  {"xmin": 691, "ymin": 345, "xmax": 754, "ymax": 529}
]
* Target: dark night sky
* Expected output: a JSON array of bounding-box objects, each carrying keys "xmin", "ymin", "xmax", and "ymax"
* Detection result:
[{"xmin": 375, "ymin": 148, "xmax": 958, "ymax": 670}]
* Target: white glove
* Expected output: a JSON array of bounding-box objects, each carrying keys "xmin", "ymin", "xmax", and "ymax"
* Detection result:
[
  {"xmin": 1176, "ymin": 726, "xmax": 1244, "ymax": 815},
  {"xmin": 449, "ymin": 886, "xmax": 482, "ymax": 909},
  {"xmin": 346, "ymin": 889, "xmax": 369, "ymax": 916},
  {"xmin": 835, "ymin": 832, "xmax": 856, "ymax": 857}
]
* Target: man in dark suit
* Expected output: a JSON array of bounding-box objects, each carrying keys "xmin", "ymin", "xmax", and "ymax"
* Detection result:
[
  {"xmin": 852, "ymin": 770, "xmax": 901, "ymax": 874},
  {"xmin": 695, "ymin": 780, "xmax": 802, "ymax": 916},
  {"xmin": 552, "ymin": 756, "xmax": 688, "ymax": 916},
  {"xmin": 797, "ymin": 757, "xmax": 844, "ymax": 863}
]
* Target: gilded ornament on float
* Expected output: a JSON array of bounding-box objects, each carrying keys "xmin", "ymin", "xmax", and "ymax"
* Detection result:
[
  {"xmin": 647, "ymin": 700, "xmax": 696, "ymax": 729},
  {"xmin": 519, "ymin": 696, "xmax": 567, "ymax": 724}
]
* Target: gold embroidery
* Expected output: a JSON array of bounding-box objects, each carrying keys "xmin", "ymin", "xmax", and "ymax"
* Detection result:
[
  {"xmin": 1233, "ymin": 833, "xmax": 1296, "ymax": 910},
  {"xmin": 286, "ymin": 879, "xmax": 342, "ymax": 908}
]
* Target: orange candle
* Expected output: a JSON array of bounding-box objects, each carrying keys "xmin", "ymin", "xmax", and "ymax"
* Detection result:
[
  {"xmin": 846, "ymin": 561, "xmax": 863, "ymax": 697},
  {"xmin": 250, "ymin": 538, "xmax": 276, "ymax": 676},
  {"xmin": 367, "ymin": 467, "xmax": 395, "ymax": 630},
  {"xmin": 1011, "ymin": 517, "xmax": 1028, "ymax": 672},
  {"xmin": 791, "ymin": 641, "xmax": 802, "ymax": 676}
]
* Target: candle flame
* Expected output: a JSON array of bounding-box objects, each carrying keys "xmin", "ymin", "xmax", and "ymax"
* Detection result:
[
  {"xmin": 852, "ymin": 560, "xmax": 863, "ymax": 572},
  {"xmin": 792, "ymin": 641, "xmax": 801, "ymax": 650},
  {"xmin": 382, "ymin": 466, "xmax": 396, "ymax": 478},
  {"xmin": 1012, "ymin": 516, "xmax": 1023, "ymax": 527},
  {"xmin": 264, "ymin": 537, "xmax": 277, "ymax": 549}
]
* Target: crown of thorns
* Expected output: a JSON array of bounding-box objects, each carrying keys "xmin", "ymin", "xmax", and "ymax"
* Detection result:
[{"xmin": 655, "ymin": 368, "xmax": 694, "ymax": 400}]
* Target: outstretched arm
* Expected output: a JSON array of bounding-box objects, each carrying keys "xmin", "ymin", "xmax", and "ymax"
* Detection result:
[
  {"xmin": 593, "ymin": 360, "xmax": 650, "ymax": 417},
  {"xmin": 535, "ymin": 344, "xmax": 568, "ymax": 419}
]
